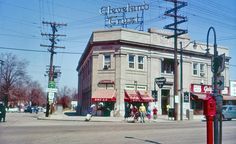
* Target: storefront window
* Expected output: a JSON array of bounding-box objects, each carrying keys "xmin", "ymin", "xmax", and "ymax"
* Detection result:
[{"xmin": 129, "ymin": 54, "xmax": 135, "ymax": 69}]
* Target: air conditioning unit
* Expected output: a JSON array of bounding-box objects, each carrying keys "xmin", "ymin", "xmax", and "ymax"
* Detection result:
[
  {"xmin": 200, "ymin": 73, "xmax": 205, "ymax": 77},
  {"xmin": 103, "ymin": 65, "xmax": 110, "ymax": 70}
]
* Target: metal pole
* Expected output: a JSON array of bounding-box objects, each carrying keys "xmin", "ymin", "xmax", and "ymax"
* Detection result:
[
  {"xmin": 207, "ymin": 26, "xmax": 220, "ymax": 144},
  {"xmin": 180, "ymin": 42, "xmax": 183, "ymax": 121}
]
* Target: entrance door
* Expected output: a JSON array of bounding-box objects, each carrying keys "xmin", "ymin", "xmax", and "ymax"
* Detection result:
[{"xmin": 161, "ymin": 89, "xmax": 170, "ymax": 115}]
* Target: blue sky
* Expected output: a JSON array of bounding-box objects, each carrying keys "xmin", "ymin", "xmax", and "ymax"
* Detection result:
[{"xmin": 0, "ymin": 0, "xmax": 235, "ymax": 90}]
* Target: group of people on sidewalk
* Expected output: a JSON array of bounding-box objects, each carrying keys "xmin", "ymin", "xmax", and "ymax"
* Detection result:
[{"xmin": 125, "ymin": 103, "xmax": 158, "ymax": 123}]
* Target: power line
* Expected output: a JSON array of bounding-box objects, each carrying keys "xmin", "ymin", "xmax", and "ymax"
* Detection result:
[{"xmin": 0, "ymin": 46, "xmax": 82, "ymax": 55}]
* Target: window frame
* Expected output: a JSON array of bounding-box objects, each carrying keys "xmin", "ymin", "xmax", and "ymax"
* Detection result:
[
  {"xmin": 192, "ymin": 62, "xmax": 199, "ymax": 76},
  {"xmin": 128, "ymin": 54, "xmax": 135, "ymax": 69},
  {"xmin": 200, "ymin": 63, "xmax": 205, "ymax": 77},
  {"xmin": 138, "ymin": 55, "xmax": 144, "ymax": 70},
  {"xmin": 103, "ymin": 54, "xmax": 111, "ymax": 70}
]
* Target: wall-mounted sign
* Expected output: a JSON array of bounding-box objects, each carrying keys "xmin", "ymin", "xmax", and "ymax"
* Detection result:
[
  {"xmin": 100, "ymin": 3, "xmax": 149, "ymax": 31},
  {"xmin": 230, "ymin": 81, "xmax": 236, "ymax": 96},
  {"xmin": 190, "ymin": 84, "xmax": 229, "ymax": 95}
]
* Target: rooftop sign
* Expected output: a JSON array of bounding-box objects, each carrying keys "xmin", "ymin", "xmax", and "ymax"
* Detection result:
[
  {"xmin": 100, "ymin": 3, "xmax": 149, "ymax": 15},
  {"xmin": 100, "ymin": 3, "xmax": 149, "ymax": 31}
]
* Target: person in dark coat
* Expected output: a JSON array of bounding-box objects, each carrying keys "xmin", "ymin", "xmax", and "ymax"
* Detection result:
[
  {"xmin": 124, "ymin": 104, "xmax": 130, "ymax": 120},
  {"xmin": 0, "ymin": 102, "xmax": 6, "ymax": 122}
]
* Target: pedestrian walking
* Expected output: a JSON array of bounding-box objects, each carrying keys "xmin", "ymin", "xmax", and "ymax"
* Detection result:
[
  {"xmin": 146, "ymin": 105, "xmax": 151, "ymax": 122},
  {"xmin": 124, "ymin": 103, "xmax": 130, "ymax": 121},
  {"xmin": 139, "ymin": 103, "xmax": 146, "ymax": 123},
  {"xmin": 153, "ymin": 106, "xmax": 158, "ymax": 120},
  {"xmin": 131, "ymin": 106, "xmax": 139, "ymax": 122},
  {"xmin": 166, "ymin": 104, "xmax": 170, "ymax": 115},
  {"xmin": 85, "ymin": 104, "xmax": 96, "ymax": 121},
  {"xmin": 0, "ymin": 102, "xmax": 6, "ymax": 122}
]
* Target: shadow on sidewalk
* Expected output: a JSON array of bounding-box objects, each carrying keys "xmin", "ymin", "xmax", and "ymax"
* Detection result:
[
  {"xmin": 125, "ymin": 136, "xmax": 161, "ymax": 144},
  {"xmin": 64, "ymin": 111, "xmax": 78, "ymax": 117}
]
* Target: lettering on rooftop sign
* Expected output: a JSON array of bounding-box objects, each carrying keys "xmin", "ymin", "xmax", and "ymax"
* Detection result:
[
  {"xmin": 100, "ymin": 3, "xmax": 149, "ymax": 15},
  {"xmin": 99, "ymin": 3, "xmax": 149, "ymax": 30}
]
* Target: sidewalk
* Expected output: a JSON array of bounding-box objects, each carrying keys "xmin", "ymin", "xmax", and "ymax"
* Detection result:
[{"xmin": 37, "ymin": 111, "xmax": 204, "ymax": 123}]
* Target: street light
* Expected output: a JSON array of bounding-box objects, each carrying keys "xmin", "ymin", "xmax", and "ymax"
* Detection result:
[{"xmin": 179, "ymin": 41, "xmax": 196, "ymax": 121}]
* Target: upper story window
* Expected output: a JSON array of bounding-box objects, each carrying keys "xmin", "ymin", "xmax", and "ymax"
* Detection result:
[
  {"xmin": 161, "ymin": 58, "xmax": 174, "ymax": 74},
  {"xmin": 103, "ymin": 54, "xmax": 111, "ymax": 70},
  {"xmin": 200, "ymin": 63, "xmax": 205, "ymax": 77},
  {"xmin": 193, "ymin": 62, "xmax": 198, "ymax": 76},
  {"xmin": 192, "ymin": 62, "xmax": 205, "ymax": 77},
  {"xmin": 129, "ymin": 54, "xmax": 135, "ymax": 69},
  {"xmin": 138, "ymin": 56, "xmax": 144, "ymax": 69}
]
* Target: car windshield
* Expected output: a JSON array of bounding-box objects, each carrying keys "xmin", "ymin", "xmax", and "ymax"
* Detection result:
[{"xmin": 222, "ymin": 107, "xmax": 227, "ymax": 111}]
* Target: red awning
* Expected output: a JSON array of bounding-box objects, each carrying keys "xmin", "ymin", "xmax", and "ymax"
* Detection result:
[
  {"xmin": 124, "ymin": 90, "xmax": 141, "ymax": 102},
  {"xmin": 98, "ymin": 80, "xmax": 114, "ymax": 84},
  {"xmin": 92, "ymin": 89, "xmax": 116, "ymax": 102},
  {"xmin": 137, "ymin": 90, "xmax": 154, "ymax": 102}
]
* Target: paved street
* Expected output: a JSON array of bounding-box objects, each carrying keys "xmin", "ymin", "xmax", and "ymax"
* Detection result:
[{"xmin": 0, "ymin": 113, "xmax": 236, "ymax": 144}]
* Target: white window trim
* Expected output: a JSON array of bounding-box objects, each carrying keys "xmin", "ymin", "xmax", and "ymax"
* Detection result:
[
  {"xmin": 200, "ymin": 63, "xmax": 205, "ymax": 77},
  {"xmin": 103, "ymin": 54, "xmax": 111, "ymax": 69},
  {"xmin": 192, "ymin": 62, "xmax": 199, "ymax": 76},
  {"xmin": 137, "ymin": 55, "xmax": 144, "ymax": 70},
  {"xmin": 128, "ymin": 54, "xmax": 135, "ymax": 69},
  {"xmin": 192, "ymin": 62, "xmax": 206, "ymax": 77}
]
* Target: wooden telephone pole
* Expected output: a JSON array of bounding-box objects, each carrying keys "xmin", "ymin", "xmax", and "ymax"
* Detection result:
[{"xmin": 41, "ymin": 21, "xmax": 67, "ymax": 117}]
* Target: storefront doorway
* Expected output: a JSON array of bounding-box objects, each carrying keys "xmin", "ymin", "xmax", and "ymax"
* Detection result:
[{"xmin": 161, "ymin": 89, "xmax": 170, "ymax": 115}]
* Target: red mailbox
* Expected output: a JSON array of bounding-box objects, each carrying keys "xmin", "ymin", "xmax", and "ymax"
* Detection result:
[{"xmin": 203, "ymin": 94, "xmax": 216, "ymax": 117}]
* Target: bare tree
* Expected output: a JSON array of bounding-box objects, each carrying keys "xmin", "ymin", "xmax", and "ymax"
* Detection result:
[
  {"xmin": 0, "ymin": 53, "xmax": 29, "ymax": 107},
  {"xmin": 28, "ymin": 81, "xmax": 46, "ymax": 106}
]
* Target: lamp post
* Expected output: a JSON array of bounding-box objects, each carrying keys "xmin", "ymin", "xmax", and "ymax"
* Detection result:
[
  {"xmin": 179, "ymin": 41, "xmax": 196, "ymax": 121},
  {"xmin": 206, "ymin": 26, "xmax": 222, "ymax": 144}
]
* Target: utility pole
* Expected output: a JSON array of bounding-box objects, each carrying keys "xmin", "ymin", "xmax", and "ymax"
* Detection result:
[
  {"xmin": 0, "ymin": 60, "xmax": 4, "ymax": 102},
  {"xmin": 164, "ymin": 0, "xmax": 187, "ymax": 120},
  {"xmin": 41, "ymin": 21, "xmax": 67, "ymax": 117}
]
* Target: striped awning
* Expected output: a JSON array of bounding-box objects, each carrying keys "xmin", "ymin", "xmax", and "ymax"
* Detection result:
[{"xmin": 92, "ymin": 89, "xmax": 116, "ymax": 102}]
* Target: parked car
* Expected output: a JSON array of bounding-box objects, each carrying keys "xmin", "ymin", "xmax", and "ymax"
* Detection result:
[
  {"xmin": 6, "ymin": 107, "xmax": 19, "ymax": 113},
  {"xmin": 24, "ymin": 106, "xmax": 32, "ymax": 113},
  {"xmin": 222, "ymin": 105, "xmax": 236, "ymax": 121}
]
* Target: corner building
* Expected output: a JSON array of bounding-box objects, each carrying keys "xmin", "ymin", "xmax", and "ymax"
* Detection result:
[{"xmin": 76, "ymin": 28, "xmax": 231, "ymax": 117}]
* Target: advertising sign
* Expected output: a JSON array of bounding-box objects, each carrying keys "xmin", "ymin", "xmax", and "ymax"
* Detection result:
[
  {"xmin": 100, "ymin": 3, "xmax": 149, "ymax": 30},
  {"xmin": 230, "ymin": 81, "xmax": 236, "ymax": 96}
]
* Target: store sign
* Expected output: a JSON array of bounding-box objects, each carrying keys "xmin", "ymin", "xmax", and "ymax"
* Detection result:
[
  {"xmin": 190, "ymin": 84, "xmax": 229, "ymax": 95},
  {"xmin": 191, "ymin": 84, "xmax": 212, "ymax": 94},
  {"xmin": 100, "ymin": 3, "xmax": 149, "ymax": 15},
  {"xmin": 100, "ymin": 3, "xmax": 149, "ymax": 27},
  {"xmin": 230, "ymin": 81, "xmax": 236, "ymax": 96}
]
